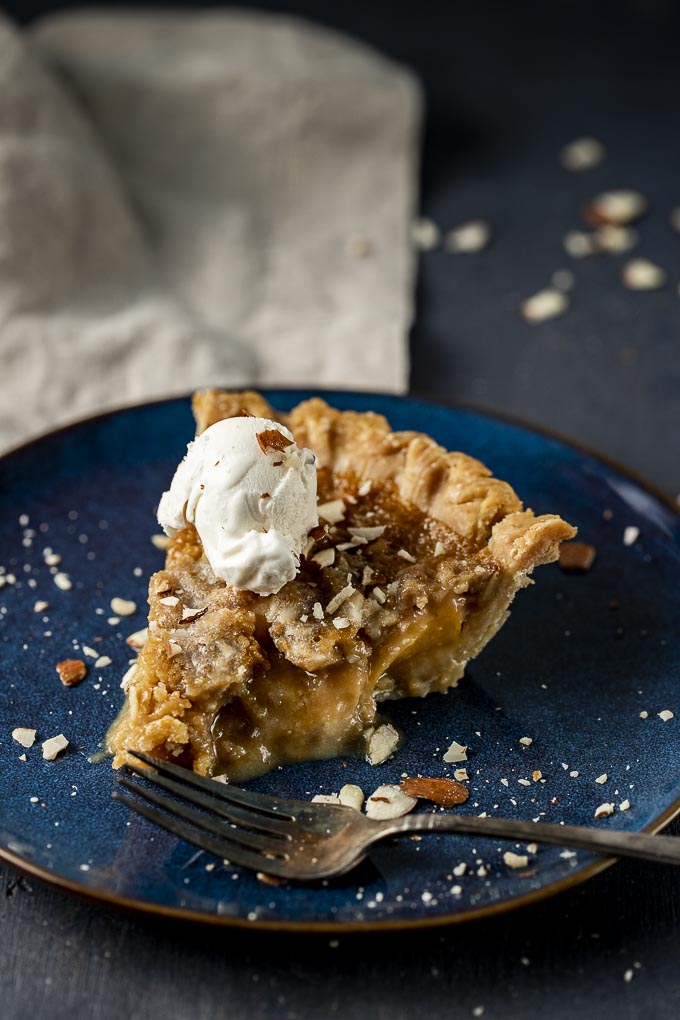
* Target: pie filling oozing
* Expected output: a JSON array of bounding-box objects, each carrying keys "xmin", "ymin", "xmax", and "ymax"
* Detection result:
[{"xmin": 107, "ymin": 390, "xmax": 576, "ymax": 780}]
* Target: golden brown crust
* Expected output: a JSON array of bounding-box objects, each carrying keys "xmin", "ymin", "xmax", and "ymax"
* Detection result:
[
  {"xmin": 192, "ymin": 389, "xmax": 279, "ymax": 434},
  {"xmin": 290, "ymin": 396, "xmax": 571, "ymax": 556}
]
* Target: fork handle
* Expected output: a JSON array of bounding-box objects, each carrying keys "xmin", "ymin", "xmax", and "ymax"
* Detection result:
[{"xmin": 375, "ymin": 813, "xmax": 680, "ymax": 866}]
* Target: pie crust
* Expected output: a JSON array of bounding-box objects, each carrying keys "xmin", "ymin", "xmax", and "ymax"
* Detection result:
[{"xmin": 108, "ymin": 391, "xmax": 575, "ymax": 779}]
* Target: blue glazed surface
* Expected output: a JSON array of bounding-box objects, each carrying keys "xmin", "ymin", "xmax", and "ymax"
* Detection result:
[{"xmin": 1, "ymin": 391, "xmax": 679, "ymax": 929}]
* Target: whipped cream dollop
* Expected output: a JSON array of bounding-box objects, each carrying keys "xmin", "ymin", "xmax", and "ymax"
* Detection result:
[{"xmin": 157, "ymin": 416, "xmax": 318, "ymax": 596}]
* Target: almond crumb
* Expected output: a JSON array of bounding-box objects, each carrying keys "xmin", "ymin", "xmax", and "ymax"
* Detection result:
[
  {"xmin": 56, "ymin": 659, "xmax": 87, "ymax": 687},
  {"xmin": 256, "ymin": 872, "xmax": 283, "ymax": 886},
  {"xmin": 311, "ymin": 548, "xmax": 335, "ymax": 568},
  {"xmin": 444, "ymin": 220, "xmax": 491, "ymax": 253},
  {"xmin": 366, "ymin": 724, "xmax": 400, "ymax": 765},
  {"xmin": 317, "ymin": 499, "xmax": 345, "ymax": 525},
  {"xmin": 621, "ymin": 258, "xmax": 666, "ymax": 290},
  {"xmin": 42, "ymin": 734, "xmax": 69, "ymax": 760},
  {"xmin": 503, "ymin": 851, "xmax": 529, "ymax": 870},
  {"xmin": 255, "ymin": 428, "xmax": 293, "ymax": 455},
  {"xmin": 400, "ymin": 776, "xmax": 469, "ymax": 807},
  {"xmin": 110, "ymin": 597, "xmax": 137, "ymax": 616},
  {"xmin": 126, "ymin": 628, "xmax": 148, "ymax": 650},
  {"xmin": 583, "ymin": 190, "xmax": 647, "ymax": 226},
  {"xmin": 411, "ymin": 217, "xmax": 440, "ymax": 251},
  {"xmin": 559, "ymin": 542, "xmax": 596, "ymax": 573},
  {"xmin": 521, "ymin": 289, "xmax": 568, "ymax": 323},
  {"xmin": 623, "ymin": 526, "xmax": 640, "ymax": 546},
  {"xmin": 594, "ymin": 802, "xmax": 615, "ymax": 819},
  {"xmin": 397, "ymin": 548, "xmax": 416, "ymax": 563},
  {"xmin": 560, "ymin": 137, "xmax": 606, "ymax": 172},
  {"xmin": 365, "ymin": 784, "xmax": 417, "ymax": 820},
  {"xmin": 443, "ymin": 740, "xmax": 468, "ymax": 763},
  {"xmin": 12, "ymin": 727, "xmax": 36, "ymax": 748}
]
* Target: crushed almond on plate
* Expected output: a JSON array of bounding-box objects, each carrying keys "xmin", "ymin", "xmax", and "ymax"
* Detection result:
[
  {"xmin": 521, "ymin": 289, "xmax": 568, "ymax": 323},
  {"xmin": 583, "ymin": 190, "xmax": 647, "ymax": 226},
  {"xmin": 559, "ymin": 137, "xmax": 606, "ymax": 172},
  {"xmin": 621, "ymin": 258, "xmax": 666, "ymax": 290},
  {"xmin": 443, "ymin": 740, "xmax": 468, "ymax": 763},
  {"xmin": 559, "ymin": 541, "xmax": 596, "ymax": 573},
  {"xmin": 56, "ymin": 659, "xmax": 87, "ymax": 687},
  {"xmin": 444, "ymin": 220, "xmax": 491, "ymax": 254},
  {"xmin": 42, "ymin": 734, "xmax": 69, "ymax": 760},
  {"xmin": 366, "ymin": 724, "xmax": 400, "ymax": 765},
  {"xmin": 563, "ymin": 230, "xmax": 598, "ymax": 258},
  {"xmin": 110, "ymin": 597, "xmax": 137, "ymax": 616},
  {"xmin": 12, "ymin": 727, "xmax": 36, "ymax": 748},
  {"xmin": 365, "ymin": 784, "xmax": 417, "ymax": 820},
  {"xmin": 400, "ymin": 776, "xmax": 469, "ymax": 808},
  {"xmin": 503, "ymin": 851, "xmax": 529, "ymax": 869},
  {"xmin": 411, "ymin": 217, "xmax": 440, "ymax": 251}
]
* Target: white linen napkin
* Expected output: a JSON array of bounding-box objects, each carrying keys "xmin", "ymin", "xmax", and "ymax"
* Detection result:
[{"xmin": 0, "ymin": 9, "xmax": 421, "ymax": 450}]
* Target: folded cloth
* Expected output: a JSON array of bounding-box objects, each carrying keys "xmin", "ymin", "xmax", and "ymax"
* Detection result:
[{"xmin": 0, "ymin": 9, "xmax": 421, "ymax": 450}]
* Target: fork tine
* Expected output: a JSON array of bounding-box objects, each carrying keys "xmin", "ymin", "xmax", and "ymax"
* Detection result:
[
  {"xmin": 126, "ymin": 750, "xmax": 307, "ymax": 817},
  {"xmin": 112, "ymin": 791, "xmax": 290, "ymax": 877},
  {"xmin": 117, "ymin": 778, "xmax": 290, "ymax": 857},
  {"xmin": 124, "ymin": 761, "xmax": 293, "ymax": 840}
]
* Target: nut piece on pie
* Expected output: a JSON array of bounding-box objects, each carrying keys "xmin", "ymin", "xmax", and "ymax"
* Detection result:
[{"xmin": 107, "ymin": 391, "xmax": 576, "ymax": 780}]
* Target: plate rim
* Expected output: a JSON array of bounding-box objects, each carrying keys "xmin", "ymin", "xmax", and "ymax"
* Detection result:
[{"xmin": 2, "ymin": 387, "xmax": 679, "ymax": 932}]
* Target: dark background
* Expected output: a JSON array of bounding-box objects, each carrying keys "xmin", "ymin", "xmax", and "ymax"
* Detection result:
[{"xmin": 2, "ymin": 2, "xmax": 680, "ymax": 1018}]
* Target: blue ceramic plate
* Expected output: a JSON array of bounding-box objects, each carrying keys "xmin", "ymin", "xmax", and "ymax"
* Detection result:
[{"xmin": 1, "ymin": 391, "xmax": 679, "ymax": 931}]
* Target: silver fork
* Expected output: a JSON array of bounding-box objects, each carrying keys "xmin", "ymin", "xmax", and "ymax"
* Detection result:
[{"xmin": 112, "ymin": 750, "xmax": 680, "ymax": 881}]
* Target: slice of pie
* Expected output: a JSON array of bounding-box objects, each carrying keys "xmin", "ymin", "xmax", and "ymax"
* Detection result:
[{"xmin": 108, "ymin": 390, "xmax": 575, "ymax": 779}]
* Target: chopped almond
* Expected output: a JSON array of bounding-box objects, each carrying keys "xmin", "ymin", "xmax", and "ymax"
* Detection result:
[
  {"xmin": 56, "ymin": 658, "xmax": 87, "ymax": 687},
  {"xmin": 255, "ymin": 428, "xmax": 293, "ymax": 455},
  {"xmin": 559, "ymin": 542, "xmax": 596, "ymax": 573},
  {"xmin": 583, "ymin": 190, "xmax": 647, "ymax": 226},
  {"xmin": 400, "ymin": 776, "xmax": 469, "ymax": 808}
]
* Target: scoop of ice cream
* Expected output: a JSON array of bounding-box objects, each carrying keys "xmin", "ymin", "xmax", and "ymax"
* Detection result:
[{"xmin": 157, "ymin": 416, "xmax": 318, "ymax": 595}]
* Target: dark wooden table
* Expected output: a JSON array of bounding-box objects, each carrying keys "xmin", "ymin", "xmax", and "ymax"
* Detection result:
[{"xmin": 3, "ymin": 2, "xmax": 680, "ymax": 1017}]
